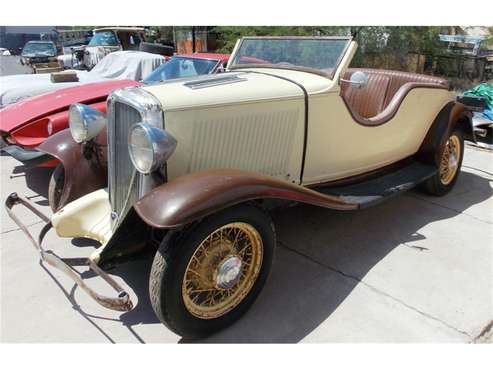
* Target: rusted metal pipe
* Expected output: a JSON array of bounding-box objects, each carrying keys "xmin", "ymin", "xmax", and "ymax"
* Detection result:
[{"xmin": 4, "ymin": 193, "xmax": 133, "ymax": 312}]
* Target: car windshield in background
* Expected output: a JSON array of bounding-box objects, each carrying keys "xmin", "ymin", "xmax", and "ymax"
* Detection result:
[
  {"xmin": 143, "ymin": 56, "xmax": 218, "ymax": 83},
  {"xmin": 229, "ymin": 37, "xmax": 351, "ymax": 77},
  {"xmin": 89, "ymin": 31, "xmax": 119, "ymax": 46},
  {"xmin": 21, "ymin": 42, "xmax": 56, "ymax": 56}
]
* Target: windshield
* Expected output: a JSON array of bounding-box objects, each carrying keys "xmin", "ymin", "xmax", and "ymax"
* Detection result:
[
  {"xmin": 143, "ymin": 56, "xmax": 219, "ymax": 83},
  {"xmin": 89, "ymin": 31, "xmax": 119, "ymax": 46},
  {"xmin": 21, "ymin": 42, "xmax": 56, "ymax": 56},
  {"xmin": 229, "ymin": 37, "xmax": 350, "ymax": 77}
]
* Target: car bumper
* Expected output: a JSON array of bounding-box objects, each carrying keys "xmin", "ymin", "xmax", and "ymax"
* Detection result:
[{"xmin": 4, "ymin": 189, "xmax": 132, "ymax": 311}]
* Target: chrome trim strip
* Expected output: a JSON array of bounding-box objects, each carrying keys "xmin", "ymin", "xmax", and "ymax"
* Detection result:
[
  {"xmin": 106, "ymin": 87, "xmax": 164, "ymax": 229},
  {"xmin": 184, "ymin": 75, "xmax": 247, "ymax": 89}
]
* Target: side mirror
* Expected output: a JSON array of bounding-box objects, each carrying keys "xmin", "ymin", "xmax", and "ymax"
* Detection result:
[{"xmin": 341, "ymin": 71, "xmax": 369, "ymax": 89}]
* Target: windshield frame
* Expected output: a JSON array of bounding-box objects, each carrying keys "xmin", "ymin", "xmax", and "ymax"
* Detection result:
[
  {"xmin": 88, "ymin": 30, "xmax": 120, "ymax": 47},
  {"xmin": 228, "ymin": 36, "xmax": 352, "ymax": 79},
  {"xmin": 143, "ymin": 55, "xmax": 224, "ymax": 84}
]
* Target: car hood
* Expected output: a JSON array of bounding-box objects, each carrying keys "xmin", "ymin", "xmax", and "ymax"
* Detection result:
[
  {"xmin": 143, "ymin": 71, "xmax": 306, "ymax": 111},
  {"xmin": 0, "ymin": 79, "xmax": 141, "ymax": 133}
]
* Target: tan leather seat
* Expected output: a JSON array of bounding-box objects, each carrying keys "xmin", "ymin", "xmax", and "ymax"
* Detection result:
[{"xmin": 341, "ymin": 68, "xmax": 449, "ymax": 126}]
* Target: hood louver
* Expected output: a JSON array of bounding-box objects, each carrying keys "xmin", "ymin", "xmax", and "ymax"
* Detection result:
[{"xmin": 183, "ymin": 75, "xmax": 247, "ymax": 90}]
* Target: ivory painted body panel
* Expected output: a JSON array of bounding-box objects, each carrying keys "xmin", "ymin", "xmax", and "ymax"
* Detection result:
[{"xmin": 303, "ymin": 88, "xmax": 453, "ymax": 184}]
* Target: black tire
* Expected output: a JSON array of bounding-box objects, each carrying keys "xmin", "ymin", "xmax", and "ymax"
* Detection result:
[
  {"xmin": 48, "ymin": 164, "xmax": 65, "ymax": 212},
  {"xmin": 423, "ymin": 129, "xmax": 464, "ymax": 196},
  {"xmin": 149, "ymin": 203, "xmax": 276, "ymax": 338},
  {"xmin": 139, "ymin": 42, "xmax": 174, "ymax": 57}
]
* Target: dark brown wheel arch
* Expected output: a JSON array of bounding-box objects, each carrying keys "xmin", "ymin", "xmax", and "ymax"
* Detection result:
[{"xmin": 133, "ymin": 169, "xmax": 359, "ymax": 229}]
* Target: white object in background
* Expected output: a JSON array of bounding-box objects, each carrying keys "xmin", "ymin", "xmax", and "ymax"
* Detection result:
[{"xmin": 0, "ymin": 51, "xmax": 165, "ymax": 108}]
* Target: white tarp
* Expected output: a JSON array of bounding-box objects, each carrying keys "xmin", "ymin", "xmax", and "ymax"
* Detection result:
[{"xmin": 0, "ymin": 51, "xmax": 165, "ymax": 108}]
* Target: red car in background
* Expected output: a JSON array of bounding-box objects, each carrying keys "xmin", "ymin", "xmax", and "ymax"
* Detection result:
[{"xmin": 0, "ymin": 53, "xmax": 230, "ymax": 166}]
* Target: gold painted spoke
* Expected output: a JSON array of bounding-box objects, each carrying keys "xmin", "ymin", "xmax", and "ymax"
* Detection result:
[
  {"xmin": 181, "ymin": 222, "xmax": 264, "ymax": 319},
  {"xmin": 186, "ymin": 268, "xmax": 202, "ymax": 278},
  {"xmin": 188, "ymin": 287, "xmax": 217, "ymax": 294},
  {"xmin": 439, "ymin": 135, "xmax": 461, "ymax": 185}
]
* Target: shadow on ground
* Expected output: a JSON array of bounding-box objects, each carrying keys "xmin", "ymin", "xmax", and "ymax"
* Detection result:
[
  {"xmin": 26, "ymin": 169, "xmax": 493, "ymax": 342},
  {"xmin": 11, "ymin": 163, "xmax": 52, "ymax": 206}
]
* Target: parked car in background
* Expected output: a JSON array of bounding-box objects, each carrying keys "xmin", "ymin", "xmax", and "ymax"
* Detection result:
[
  {"xmin": 21, "ymin": 53, "xmax": 229, "ymax": 211},
  {"xmin": 0, "ymin": 50, "xmax": 166, "ymax": 108},
  {"xmin": 0, "ymin": 47, "xmax": 11, "ymax": 56},
  {"xmin": 19, "ymin": 40, "xmax": 62, "ymax": 73},
  {"xmin": 83, "ymin": 27, "xmax": 146, "ymax": 69},
  {"xmin": 6, "ymin": 37, "xmax": 475, "ymax": 338},
  {"xmin": 20, "ymin": 40, "xmax": 57, "ymax": 65}
]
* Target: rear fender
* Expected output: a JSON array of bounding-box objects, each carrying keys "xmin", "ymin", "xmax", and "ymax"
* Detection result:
[
  {"xmin": 416, "ymin": 101, "xmax": 474, "ymax": 166},
  {"xmin": 133, "ymin": 169, "xmax": 358, "ymax": 229},
  {"xmin": 37, "ymin": 129, "xmax": 106, "ymax": 208}
]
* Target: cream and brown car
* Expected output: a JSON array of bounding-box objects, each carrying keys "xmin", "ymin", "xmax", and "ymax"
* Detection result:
[{"xmin": 6, "ymin": 36, "xmax": 476, "ymax": 338}]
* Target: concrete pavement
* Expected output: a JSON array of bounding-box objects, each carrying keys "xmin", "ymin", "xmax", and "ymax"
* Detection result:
[{"xmin": 0, "ymin": 146, "xmax": 492, "ymax": 343}]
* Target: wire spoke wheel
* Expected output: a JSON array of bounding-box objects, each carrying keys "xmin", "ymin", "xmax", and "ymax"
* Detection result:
[
  {"xmin": 182, "ymin": 222, "xmax": 263, "ymax": 319},
  {"xmin": 439, "ymin": 134, "xmax": 461, "ymax": 186}
]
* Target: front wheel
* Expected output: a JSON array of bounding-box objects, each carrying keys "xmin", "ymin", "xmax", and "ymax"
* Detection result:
[
  {"xmin": 48, "ymin": 164, "xmax": 65, "ymax": 212},
  {"xmin": 149, "ymin": 204, "xmax": 276, "ymax": 338},
  {"xmin": 423, "ymin": 129, "xmax": 464, "ymax": 196}
]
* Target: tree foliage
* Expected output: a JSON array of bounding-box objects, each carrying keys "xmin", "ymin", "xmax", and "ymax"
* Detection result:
[
  {"xmin": 212, "ymin": 26, "xmax": 444, "ymax": 61},
  {"xmin": 212, "ymin": 26, "xmax": 350, "ymax": 53}
]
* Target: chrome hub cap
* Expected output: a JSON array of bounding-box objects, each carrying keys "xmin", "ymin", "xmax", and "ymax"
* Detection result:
[
  {"xmin": 182, "ymin": 222, "xmax": 263, "ymax": 319},
  {"xmin": 215, "ymin": 255, "xmax": 243, "ymax": 289}
]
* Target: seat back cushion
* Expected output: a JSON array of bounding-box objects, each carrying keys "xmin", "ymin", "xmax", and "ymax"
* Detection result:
[
  {"xmin": 341, "ymin": 73, "xmax": 390, "ymax": 118},
  {"xmin": 346, "ymin": 68, "xmax": 448, "ymax": 108}
]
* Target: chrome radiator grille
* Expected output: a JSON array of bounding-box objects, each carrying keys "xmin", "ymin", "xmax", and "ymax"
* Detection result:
[{"xmin": 108, "ymin": 101, "xmax": 142, "ymax": 223}]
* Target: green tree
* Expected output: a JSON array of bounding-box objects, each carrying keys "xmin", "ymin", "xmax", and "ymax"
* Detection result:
[{"xmin": 212, "ymin": 26, "xmax": 349, "ymax": 53}]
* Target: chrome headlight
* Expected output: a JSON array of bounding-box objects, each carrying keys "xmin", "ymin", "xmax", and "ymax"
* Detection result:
[
  {"xmin": 128, "ymin": 123, "xmax": 177, "ymax": 174},
  {"xmin": 69, "ymin": 103, "xmax": 106, "ymax": 143}
]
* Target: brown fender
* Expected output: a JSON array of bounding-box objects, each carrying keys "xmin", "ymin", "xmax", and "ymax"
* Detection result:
[
  {"xmin": 133, "ymin": 169, "xmax": 359, "ymax": 229},
  {"xmin": 37, "ymin": 128, "xmax": 107, "ymax": 208},
  {"xmin": 416, "ymin": 101, "xmax": 474, "ymax": 166}
]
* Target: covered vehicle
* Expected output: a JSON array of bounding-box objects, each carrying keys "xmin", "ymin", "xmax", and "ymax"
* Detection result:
[
  {"xmin": 0, "ymin": 53, "xmax": 229, "ymax": 168},
  {"xmin": 0, "ymin": 50, "xmax": 166, "ymax": 108},
  {"xmin": 6, "ymin": 37, "xmax": 475, "ymax": 338},
  {"xmin": 463, "ymin": 83, "xmax": 493, "ymax": 147}
]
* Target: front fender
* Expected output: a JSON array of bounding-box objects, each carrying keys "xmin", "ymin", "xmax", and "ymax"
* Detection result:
[
  {"xmin": 133, "ymin": 169, "xmax": 358, "ymax": 229},
  {"xmin": 37, "ymin": 129, "xmax": 107, "ymax": 207}
]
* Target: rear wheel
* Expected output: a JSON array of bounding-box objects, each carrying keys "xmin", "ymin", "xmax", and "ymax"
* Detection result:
[
  {"xmin": 149, "ymin": 204, "xmax": 275, "ymax": 338},
  {"xmin": 423, "ymin": 129, "xmax": 464, "ymax": 196},
  {"xmin": 48, "ymin": 164, "xmax": 65, "ymax": 212}
]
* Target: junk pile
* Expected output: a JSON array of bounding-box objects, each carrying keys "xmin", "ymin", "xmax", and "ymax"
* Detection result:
[
  {"xmin": 465, "ymin": 83, "xmax": 493, "ymax": 147},
  {"xmin": 464, "ymin": 83, "xmax": 493, "ymax": 120}
]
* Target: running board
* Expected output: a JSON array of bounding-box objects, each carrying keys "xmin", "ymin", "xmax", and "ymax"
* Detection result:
[{"xmin": 319, "ymin": 162, "xmax": 437, "ymax": 208}]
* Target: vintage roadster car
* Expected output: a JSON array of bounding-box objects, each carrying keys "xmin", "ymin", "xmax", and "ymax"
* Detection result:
[
  {"xmin": 6, "ymin": 37, "xmax": 475, "ymax": 338},
  {"xmin": 0, "ymin": 53, "xmax": 228, "ymax": 169}
]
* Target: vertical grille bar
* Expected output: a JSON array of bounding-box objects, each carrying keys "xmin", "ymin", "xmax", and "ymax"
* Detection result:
[{"xmin": 108, "ymin": 102, "xmax": 142, "ymax": 224}]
